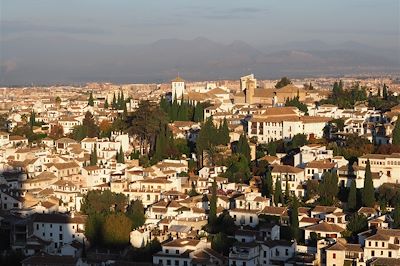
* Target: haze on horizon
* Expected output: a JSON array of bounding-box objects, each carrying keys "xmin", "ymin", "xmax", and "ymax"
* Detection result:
[{"xmin": 1, "ymin": 0, "xmax": 399, "ymax": 85}]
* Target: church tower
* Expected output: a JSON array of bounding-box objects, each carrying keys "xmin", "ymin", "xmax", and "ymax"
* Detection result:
[
  {"xmin": 171, "ymin": 76, "xmax": 185, "ymax": 102},
  {"xmin": 245, "ymin": 78, "xmax": 256, "ymax": 104}
]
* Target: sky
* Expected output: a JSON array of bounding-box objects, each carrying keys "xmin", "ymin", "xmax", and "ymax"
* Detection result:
[
  {"xmin": 1, "ymin": 0, "xmax": 399, "ymax": 48},
  {"xmin": 0, "ymin": 0, "xmax": 399, "ymax": 84}
]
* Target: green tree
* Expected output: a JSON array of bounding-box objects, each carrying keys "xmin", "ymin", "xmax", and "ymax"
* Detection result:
[
  {"xmin": 117, "ymin": 146, "xmax": 125, "ymax": 163},
  {"xmin": 90, "ymin": 146, "xmax": 98, "ymax": 166},
  {"xmin": 219, "ymin": 118, "xmax": 230, "ymax": 145},
  {"xmin": 346, "ymin": 213, "xmax": 368, "ymax": 238},
  {"xmin": 128, "ymin": 101, "xmax": 167, "ymax": 156},
  {"xmin": 126, "ymin": 200, "xmax": 146, "ymax": 229},
  {"xmin": 237, "ymin": 134, "xmax": 251, "ymax": 162},
  {"xmin": 290, "ymin": 196, "xmax": 300, "ymax": 242},
  {"xmin": 29, "ymin": 111, "xmax": 36, "ymax": 128},
  {"xmin": 393, "ymin": 204, "xmax": 400, "ymax": 229},
  {"xmin": 262, "ymin": 170, "xmax": 273, "ymax": 198},
  {"xmin": 347, "ymin": 179, "xmax": 357, "ymax": 211},
  {"xmin": 275, "ymin": 77, "xmax": 292, "ymax": 89},
  {"xmin": 112, "ymin": 92, "xmax": 117, "ymax": 109},
  {"xmin": 85, "ymin": 212, "xmax": 104, "ymax": 245},
  {"xmin": 285, "ymin": 97, "xmax": 308, "ymax": 114},
  {"xmin": 274, "ymin": 177, "xmax": 283, "ymax": 206},
  {"xmin": 81, "ymin": 190, "xmax": 127, "ymax": 214},
  {"xmin": 285, "ymin": 177, "xmax": 290, "ymax": 203},
  {"xmin": 104, "ymin": 98, "xmax": 109, "ymax": 109},
  {"xmin": 83, "ymin": 111, "xmax": 100, "ymax": 138},
  {"xmin": 88, "ymin": 91, "xmax": 94, "ymax": 106},
  {"xmin": 362, "ymin": 160, "xmax": 375, "ymax": 207},
  {"xmin": 211, "ymin": 232, "xmax": 232, "ymax": 255},
  {"xmin": 208, "ymin": 178, "xmax": 217, "ymax": 228},
  {"xmin": 318, "ymin": 172, "xmax": 339, "ymax": 205},
  {"xmin": 102, "ymin": 213, "xmax": 133, "ymax": 246},
  {"xmin": 196, "ymin": 117, "xmax": 219, "ymax": 166},
  {"xmin": 392, "ymin": 115, "xmax": 400, "ymax": 145},
  {"xmin": 188, "ymin": 182, "xmax": 199, "ymax": 197},
  {"xmin": 383, "ymin": 83, "xmax": 388, "ymax": 100}
]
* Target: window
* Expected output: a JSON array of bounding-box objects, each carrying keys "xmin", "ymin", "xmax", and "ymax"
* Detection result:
[
  {"xmin": 50, "ymin": 233, "xmax": 53, "ymax": 237},
  {"xmin": 50, "ymin": 224, "xmax": 52, "ymax": 228},
  {"xmin": 371, "ymin": 251, "xmax": 375, "ymax": 256},
  {"xmin": 59, "ymin": 234, "xmax": 63, "ymax": 241},
  {"xmin": 285, "ymin": 249, "xmax": 289, "ymax": 256},
  {"xmin": 375, "ymin": 242, "xmax": 378, "ymax": 247},
  {"xmin": 13, "ymin": 203, "xmax": 18, "ymax": 208},
  {"xmin": 174, "ymin": 261, "xmax": 179, "ymax": 266},
  {"xmin": 166, "ymin": 249, "xmax": 169, "ymax": 254},
  {"xmin": 250, "ymin": 216, "xmax": 253, "ymax": 223},
  {"xmin": 333, "ymin": 253, "xmax": 336, "ymax": 259},
  {"xmin": 389, "ymin": 251, "xmax": 392, "ymax": 257},
  {"xmin": 382, "ymin": 242, "xmax": 385, "ymax": 247},
  {"xmin": 242, "ymin": 263, "xmax": 246, "ymax": 266},
  {"xmin": 183, "ymin": 262, "xmax": 188, "ymax": 266},
  {"xmin": 167, "ymin": 260, "xmax": 171, "ymax": 266},
  {"xmin": 175, "ymin": 250, "xmax": 179, "ymax": 254},
  {"xmin": 59, "ymin": 225, "xmax": 62, "ymax": 231},
  {"xmin": 36, "ymin": 224, "xmax": 39, "ymax": 230}
]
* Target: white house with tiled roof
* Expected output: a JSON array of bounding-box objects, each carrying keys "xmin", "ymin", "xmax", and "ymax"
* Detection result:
[{"xmin": 271, "ymin": 164, "xmax": 305, "ymax": 198}]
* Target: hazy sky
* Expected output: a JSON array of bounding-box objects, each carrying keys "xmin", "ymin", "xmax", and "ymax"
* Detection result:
[{"xmin": 1, "ymin": 0, "xmax": 399, "ymax": 48}]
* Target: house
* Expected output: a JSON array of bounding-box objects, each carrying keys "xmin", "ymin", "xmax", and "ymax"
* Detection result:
[
  {"xmin": 325, "ymin": 241, "xmax": 363, "ymax": 266},
  {"xmin": 47, "ymin": 162, "xmax": 80, "ymax": 178},
  {"xmin": 153, "ymin": 238, "xmax": 220, "ymax": 266},
  {"xmin": 363, "ymin": 228, "xmax": 400, "ymax": 261},
  {"xmin": 304, "ymin": 222, "xmax": 345, "ymax": 242},
  {"xmin": 32, "ymin": 213, "xmax": 86, "ymax": 252},
  {"xmin": 229, "ymin": 208, "xmax": 259, "ymax": 227},
  {"xmin": 271, "ymin": 164, "xmax": 305, "ymax": 198}
]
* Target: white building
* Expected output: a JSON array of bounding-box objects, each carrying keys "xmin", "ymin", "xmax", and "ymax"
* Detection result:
[{"xmin": 171, "ymin": 77, "xmax": 185, "ymax": 102}]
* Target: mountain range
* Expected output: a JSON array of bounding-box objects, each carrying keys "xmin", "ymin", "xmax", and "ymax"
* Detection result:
[{"xmin": 1, "ymin": 36, "xmax": 399, "ymax": 85}]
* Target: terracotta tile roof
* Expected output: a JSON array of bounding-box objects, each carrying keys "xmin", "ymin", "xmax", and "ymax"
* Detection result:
[
  {"xmin": 305, "ymin": 222, "xmax": 345, "ymax": 233},
  {"xmin": 271, "ymin": 164, "xmax": 303, "ymax": 174}
]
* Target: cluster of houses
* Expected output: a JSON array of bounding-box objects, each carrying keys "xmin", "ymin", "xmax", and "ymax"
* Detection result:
[{"xmin": 1, "ymin": 74, "xmax": 400, "ymax": 265}]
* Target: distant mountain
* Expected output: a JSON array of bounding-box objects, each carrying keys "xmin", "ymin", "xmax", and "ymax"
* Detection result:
[{"xmin": 1, "ymin": 36, "xmax": 399, "ymax": 85}]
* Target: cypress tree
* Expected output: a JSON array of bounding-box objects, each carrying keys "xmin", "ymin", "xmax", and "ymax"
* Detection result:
[
  {"xmin": 29, "ymin": 111, "xmax": 36, "ymax": 128},
  {"xmin": 393, "ymin": 204, "xmax": 400, "ymax": 229},
  {"xmin": 263, "ymin": 170, "xmax": 273, "ymax": 198},
  {"xmin": 237, "ymin": 134, "xmax": 251, "ymax": 162},
  {"xmin": 377, "ymin": 86, "xmax": 381, "ymax": 97},
  {"xmin": 285, "ymin": 176, "xmax": 290, "ymax": 204},
  {"xmin": 88, "ymin": 92, "xmax": 94, "ymax": 106},
  {"xmin": 290, "ymin": 196, "xmax": 300, "ymax": 242},
  {"xmin": 383, "ymin": 84, "xmax": 388, "ymax": 100},
  {"xmin": 90, "ymin": 146, "xmax": 97, "ymax": 166},
  {"xmin": 362, "ymin": 160, "xmax": 375, "ymax": 207},
  {"xmin": 117, "ymin": 146, "xmax": 125, "ymax": 163},
  {"xmin": 112, "ymin": 92, "xmax": 117, "ymax": 109},
  {"xmin": 120, "ymin": 91, "xmax": 125, "ymax": 109},
  {"xmin": 104, "ymin": 98, "xmax": 109, "ymax": 109},
  {"xmin": 193, "ymin": 103, "xmax": 204, "ymax": 122},
  {"xmin": 209, "ymin": 178, "xmax": 217, "ymax": 227},
  {"xmin": 393, "ymin": 115, "xmax": 400, "ymax": 145},
  {"xmin": 220, "ymin": 118, "xmax": 230, "ymax": 145},
  {"xmin": 347, "ymin": 179, "xmax": 357, "ymax": 211},
  {"xmin": 274, "ymin": 177, "xmax": 282, "ymax": 206}
]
